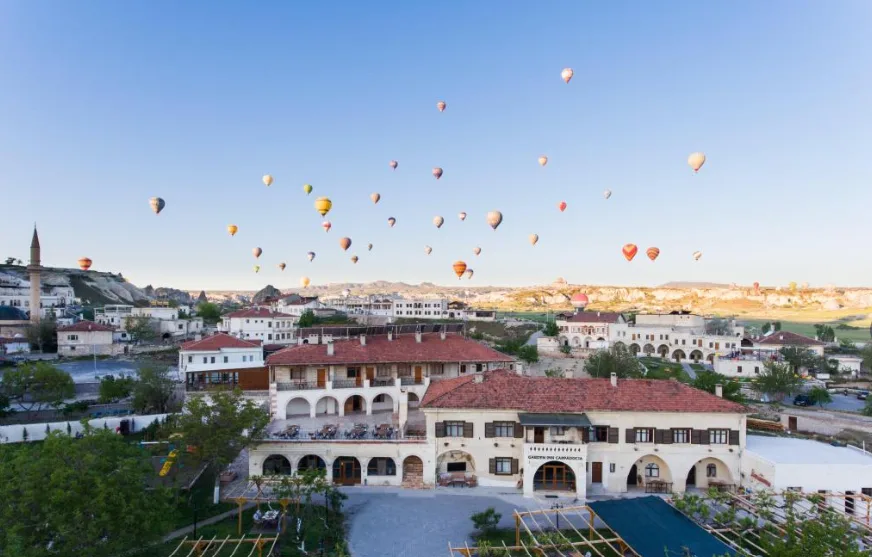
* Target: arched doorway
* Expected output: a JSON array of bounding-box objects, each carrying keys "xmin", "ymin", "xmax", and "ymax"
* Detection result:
[
  {"xmin": 628, "ymin": 455, "xmax": 673, "ymax": 491},
  {"xmin": 706, "ymin": 353, "xmax": 716, "ymax": 363},
  {"xmin": 657, "ymin": 344, "xmax": 669, "ymax": 358},
  {"xmin": 584, "ymin": 337, "xmax": 593, "ymax": 348},
  {"xmin": 371, "ymin": 392, "xmax": 394, "ymax": 414},
  {"xmin": 437, "ymin": 451, "xmax": 476, "ymax": 474},
  {"xmin": 629, "ymin": 343, "xmax": 641, "ymax": 356},
  {"xmin": 367, "ymin": 457, "xmax": 396, "ymax": 477},
  {"xmin": 533, "ymin": 461, "xmax": 576, "ymax": 492},
  {"xmin": 690, "ymin": 350, "xmax": 703, "ymax": 362},
  {"xmin": 297, "ymin": 454, "xmax": 326, "ymax": 472},
  {"xmin": 672, "ymin": 349, "xmax": 686, "ymax": 362},
  {"xmin": 315, "ymin": 396, "xmax": 340, "ymax": 416},
  {"xmin": 613, "ymin": 341, "xmax": 626, "ymax": 350},
  {"xmin": 333, "ymin": 457, "xmax": 361, "ymax": 485},
  {"xmin": 286, "ymin": 397, "xmax": 310, "ymax": 417},
  {"xmin": 343, "ymin": 394, "xmax": 366, "ymax": 415},
  {"xmin": 407, "ymin": 392, "xmax": 420, "ymax": 409},
  {"xmin": 263, "ymin": 455, "xmax": 292, "ymax": 475},
  {"xmin": 687, "ymin": 458, "xmax": 733, "ymax": 490},
  {"xmin": 643, "ymin": 343, "xmax": 655, "ymax": 355},
  {"xmin": 402, "ymin": 456, "xmax": 424, "ymax": 487}
]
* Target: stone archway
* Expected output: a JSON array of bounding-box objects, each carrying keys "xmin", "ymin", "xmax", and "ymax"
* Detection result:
[
  {"xmin": 643, "ymin": 343, "xmax": 655, "ymax": 355},
  {"xmin": 407, "ymin": 392, "xmax": 420, "ymax": 409},
  {"xmin": 402, "ymin": 456, "xmax": 424, "ymax": 488},
  {"xmin": 262, "ymin": 454, "xmax": 292, "ymax": 476},
  {"xmin": 686, "ymin": 457, "xmax": 733, "ymax": 490},
  {"xmin": 315, "ymin": 395, "xmax": 340, "ymax": 416},
  {"xmin": 672, "ymin": 349, "xmax": 686, "ymax": 362},
  {"xmin": 706, "ymin": 353, "xmax": 716, "ymax": 363},
  {"xmin": 613, "ymin": 341, "xmax": 626, "ymax": 350},
  {"xmin": 657, "ymin": 344, "xmax": 669, "ymax": 358},
  {"xmin": 629, "ymin": 343, "xmax": 641, "ymax": 356},
  {"xmin": 689, "ymin": 350, "xmax": 704, "ymax": 362},
  {"xmin": 297, "ymin": 454, "xmax": 326, "ymax": 472},
  {"xmin": 533, "ymin": 460, "xmax": 576, "ymax": 492},
  {"xmin": 370, "ymin": 392, "xmax": 395, "ymax": 414},
  {"xmin": 343, "ymin": 394, "xmax": 366, "ymax": 415},
  {"xmin": 628, "ymin": 454, "xmax": 673, "ymax": 491},
  {"xmin": 333, "ymin": 457, "xmax": 362, "ymax": 486},
  {"xmin": 437, "ymin": 450, "xmax": 476, "ymax": 474},
  {"xmin": 286, "ymin": 397, "xmax": 310, "ymax": 417}
]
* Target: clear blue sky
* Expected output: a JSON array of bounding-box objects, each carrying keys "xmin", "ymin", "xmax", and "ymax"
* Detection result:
[{"xmin": 2, "ymin": 1, "xmax": 871, "ymax": 291}]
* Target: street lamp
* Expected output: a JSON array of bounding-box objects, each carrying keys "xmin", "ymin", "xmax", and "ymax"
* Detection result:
[{"xmin": 551, "ymin": 501, "xmax": 564, "ymax": 529}]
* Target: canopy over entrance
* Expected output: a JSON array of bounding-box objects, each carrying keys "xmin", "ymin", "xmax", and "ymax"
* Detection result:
[
  {"xmin": 518, "ymin": 413, "xmax": 591, "ymax": 427},
  {"xmin": 589, "ymin": 496, "xmax": 735, "ymax": 557}
]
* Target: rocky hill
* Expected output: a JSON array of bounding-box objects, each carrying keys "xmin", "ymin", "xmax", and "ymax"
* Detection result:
[{"xmin": 0, "ymin": 264, "xmax": 150, "ymax": 306}]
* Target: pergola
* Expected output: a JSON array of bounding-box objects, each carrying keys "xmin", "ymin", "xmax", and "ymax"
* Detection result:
[{"xmin": 168, "ymin": 535, "xmax": 278, "ymax": 557}]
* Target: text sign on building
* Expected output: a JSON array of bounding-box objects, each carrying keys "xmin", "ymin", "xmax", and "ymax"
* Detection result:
[{"xmin": 528, "ymin": 455, "xmax": 585, "ymax": 461}]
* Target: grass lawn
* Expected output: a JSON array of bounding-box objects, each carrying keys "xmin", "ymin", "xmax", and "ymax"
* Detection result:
[
  {"xmin": 471, "ymin": 527, "xmax": 623, "ymax": 556},
  {"xmin": 638, "ymin": 357, "xmax": 692, "ymax": 383},
  {"xmin": 689, "ymin": 363, "xmax": 706, "ymax": 372},
  {"xmin": 740, "ymin": 318, "xmax": 871, "ymax": 343},
  {"xmin": 169, "ymin": 468, "xmax": 237, "ymax": 530}
]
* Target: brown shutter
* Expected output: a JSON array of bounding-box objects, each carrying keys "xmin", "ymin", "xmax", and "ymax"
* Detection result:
[
  {"xmin": 581, "ymin": 427, "xmax": 590, "ymax": 443},
  {"xmin": 654, "ymin": 429, "xmax": 664, "ymax": 444},
  {"xmin": 484, "ymin": 422, "xmax": 495, "ymax": 438},
  {"xmin": 511, "ymin": 458, "xmax": 519, "ymax": 475},
  {"xmin": 463, "ymin": 422, "xmax": 474, "ymax": 438},
  {"xmin": 661, "ymin": 430, "xmax": 673, "ymax": 445},
  {"xmin": 625, "ymin": 428, "xmax": 635, "ymax": 444},
  {"xmin": 698, "ymin": 429, "xmax": 710, "ymax": 445},
  {"xmin": 514, "ymin": 422, "xmax": 524, "ymax": 438},
  {"xmin": 608, "ymin": 427, "xmax": 619, "ymax": 443},
  {"xmin": 435, "ymin": 422, "xmax": 445, "ymax": 438},
  {"xmin": 729, "ymin": 430, "xmax": 740, "ymax": 446},
  {"xmin": 691, "ymin": 429, "xmax": 701, "ymax": 444},
  {"xmin": 489, "ymin": 458, "xmax": 496, "ymax": 474}
]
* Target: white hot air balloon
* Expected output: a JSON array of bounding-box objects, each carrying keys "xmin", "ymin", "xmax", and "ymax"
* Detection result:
[
  {"xmin": 688, "ymin": 152, "xmax": 706, "ymax": 173},
  {"xmin": 538, "ymin": 155, "xmax": 548, "ymax": 167},
  {"xmin": 561, "ymin": 68, "xmax": 574, "ymax": 84},
  {"xmin": 433, "ymin": 216, "xmax": 444, "ymax": 229},
  {"xmin": 458, "ymin": 212, "xmax": 467, "ymax": 221},
  {"xmin": 424, "ymin": 246, "xmax": 432, "ymax": 255}
]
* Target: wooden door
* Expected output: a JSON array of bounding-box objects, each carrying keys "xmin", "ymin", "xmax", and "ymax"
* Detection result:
[
  {"xmin": 366, "ymin": 367, "xmax": 375, "ymax": 382},
  {"xmin": 414, "ymin": 366, "xmax": 423, "ymax": 384},
  {"xmin": 317, "ymin": 368, "xmax": 327, "ymax": 388},
  {"xmin": 534, "ymin": 427, "xmax": 544, "ymax": 443},
  {"xmin": 788, "ymin": 416, "xmax": 798, "ymax": 431},
  {"xmin": 591, "ymin": 462, "xmax": 603, "ymax": 483},
  {"xmin": 344, "ymin": 398, "xmax": 354, "ymax": 414},
  {"xmin": 355, "ymin": 372, "xmax": 362, "ymax": 387}
]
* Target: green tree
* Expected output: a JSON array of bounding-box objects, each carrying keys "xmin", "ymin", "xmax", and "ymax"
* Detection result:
[
  {"xmin": 863, "ymin": 397, "xmax": 872, "ymax": 417},
  {"xmin": 779, "ymin": 346, "xmax": 818, "ymax": 372},
  {"xmin": 98, "ymin": 375, "xmax": 136, "ymax": 403},
  {"xmin": 691, "ymin": 372, "xmax": 745, "ymax": 404},
  {"xmin": 761, "ymin": 322, "xmax": 772, "ymax": 335},
  {"xmin": 813, "ymin": 324, "xmax": 835, "ymax": 342},
  {"xmin": 584, "ymin": 344, "xmax": 643, "ymax": 379},
  {"xmin": 773, "ymin": 321, "xmax": 782, "ymax": 331},
  {"xmin": 131, "ymin": 364, "xmax": 177, "ymax": 413},
  {"xmin": 195, "ymin": 302, "xmax": 222, "ymax": 324},
  {"xmin": 0, "ymin": 392, "xmax": 10, "ymax": 417},
  {"xmin": 26, "ymin": 315, "xmax": 58, "ymax": 353},
  {"xmin": 543, "ymin": 321, "xmax": 559, "ymax": 337},
  {"xmin": 754, "ymin": 361, "xmax": 803, "ymax": 401},
  {"xmin": 806, "ymin": 386, "xmax": 832, "ymax": 407},
  {"xmin": 860, "ymin": 342, "xmax": 872, "ymax": 371},
  {"xmin": 298, "ymin": 309, "xmax": 315, "ymax": 328},
  {"xmin": 1, "ymin": 362, "xmax": 74, "ymax": 413},
  {"xmin": 124, "ymin": 315, "xmax": 157, "ymax": 342},
  {"xmin": 174, "ymin": 389, "xmax": 269, "ymax": 503},
  {"xmin": 516, "ymin": 345, "xmax": 538, "ymax": 364},
  {"xmin": 704, "ymin": 318, "xmax": 731, "ymax": 336},
  {"xmin": 0, "ymin": 430, "xmax": 173, "ymax": 557},
  {"xmin": 470, "ymin": 507, "xmax": 502, "ymax": 536}
]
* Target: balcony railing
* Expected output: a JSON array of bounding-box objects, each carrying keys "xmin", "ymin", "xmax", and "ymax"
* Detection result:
[
  {"xmin": 186, "ymin": 383, "xmax": 238, "ymax": 392},
  {"xmin": 371, "ymin": 378, "xmax": 395, "ymax": 387},
  {"xmin": 400, "ymin": 377, "xmax": 422, "ymax": 386},
  {"xmin": 332, "ymin": 379, "xmax": 361, "ymax": 389},
  {"xmin": 267, "ymin": 427, "xmax": 425, "ymax": 443},
  {"xmin": 276, "ymin": 381, "xmax": 321, "ymax": 391}
]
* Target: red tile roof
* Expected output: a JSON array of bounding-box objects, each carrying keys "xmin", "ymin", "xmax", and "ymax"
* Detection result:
[
  {"xmin": 181, "ymin": 333, "xmax": 263, "ymax": 351},
  {"xmin": 755, "ymin": 331, "xmax": 824, "ymax": 347},
  {"xmin": 421, "ymin": 370, "xmax": 747, "ymax": 414},
  {"xmin": 560, "ymin": 311, "xmax": 624, "ymax": 324},
  {"xmin": 57, "ymin": 320, "xmax": 114, "ymax": 333},
  {"xmin": 225, "ymin": 307, "xmax": 286, "ymax": 318},
  {"xmin": 267, "ymin": 333, "xmax": 514, "ymax": 366}
]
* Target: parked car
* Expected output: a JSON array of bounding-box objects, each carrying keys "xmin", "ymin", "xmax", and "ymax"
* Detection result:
[
  {"xmin": 793, "ymin": 394, "xmax": 812, "ymax": 406},
  {"xmin": 857, "ymin": 391, "xmax": 869, "ymax": 400}
]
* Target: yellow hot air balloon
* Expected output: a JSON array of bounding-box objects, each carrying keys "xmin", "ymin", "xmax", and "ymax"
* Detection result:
[
  {"xmin": 315, "ymin": 197, "xmax": 332, "ymax": 216},
  {"xmin": 78, "ymin": 257, "xmax": 92, "ymax": 271},
  {"xmin": 350, "ymin": 255, "xmax": 358, "ymax": 264},
  {"xmin": 387, "ymin": 217, "xmax": 396, "ymax": 227},
  {"xmin": 307, "ymin": 251, "xmax": 315, "ymax": 262},
  {"xmin": 433, "ymin": 216, "xmax": 444, "ymax": 228},
  {"xmin": 254, "ymin": 265, "xmax": 261, "ymax": 273},
  {"xmin": 432, "ymin": 167, "xmax": 443, "ymax": 180},
  {"xmin": 389, "ymin": 160, "xmax": 398, "ymax": 170},
  {"xmin": 437, "ymin": 100, "xmax": 447, "ymax": 112},
  {"xmin": 424, "ymin": 246, "xmax": 432, "ymax": 255},
  {"xmin": 300, "ymin": 276, "xmax": 310, "ymax": 288},
  {"xmin": 473, "ymin": 247, "xmax": 481, "ymax": 256},
  {"xmin": 452, "ymin": 261, "xmax": 467, "ymax": 279},
  {"xmin": 487, "ymin": 211, "xmax": 503, "ymax": 230},
  {"xmin": 529, "ymin": 233, "xmax": 539, "ymax": 246},
  {"xmin": 278, "ymin": 262, "xmax": 286, "ymax": 271},
  {"xmin": 262, "ymin": 175, "xmax": 273, "ymax": 187},
  {"xmin": 538, "ymin": 156, "xmax": 548, "ymax": 167},
  {"xmin": 339, "ymin": 237, "xmax": 352, "ymax": 251},
  {"xmin": 688, "ymin": 152, "xmax": 706, "ymax": 173},
  {"xmin": 458, "ymin": 212, "xmax": 467, "ymax": 221},
  {"xmin": 149, "ymin": 197, "xmax": 165, "ymax": 215},
  {"xmin": 227, "ymin": 224, "xmax": 238, "ymax": 236},
  {"xmin": 303, "ymin": 183, "xmax": 313, "ymax": 195},
  {"xmin": 371, "ymin": 192, "xmax": 381, "ymax": 204}
]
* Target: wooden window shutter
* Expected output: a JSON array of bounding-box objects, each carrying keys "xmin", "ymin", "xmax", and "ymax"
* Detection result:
[
  {"xmin": 654, "ymin": 429, "xmax": 664, "ymax": 444},
  {"xmin": 514, "ymin": 422, "xmax": 524, "ymax": 438},
  {"xmin": 484, "ymin": 422, "xmax": 495, "ymax": 438},
  {"xmin": 625, "ymin": 428, "xmax": 635, "ymax": 444},
  {"xmin": 729, "ymin": 430, "xmax": 740, "ymax": 446},
  {"xmin": 489, "ymin": 458, "xmax": 496, "ymax": 474},
  {"xmin": 511, "ymin": 458, "xmax": 519, "ymax": 475},
  {"xmin": 435, "ymin": 422, "xmax": 445, "ymax": 438},
  {"xmin": 463, "ymin": 422, "xmax": 474, "ymax": 438},
  {"xmin": 660, "ymin": 430, "xmax": 673, "ymax": 444},
  {"xmin": 698, "ymin": 429, "xmax": 710, "ymax": 445},
  {"xmin": 691, "ymin": 429, "xmax": 701, "ymax": 444},
  {"xmin": 582, "ymin": 427, "xmax": 590, "ymax": 443},
  {"xmin": 608, "ymin": 427, "xmax": 619, "ymax": 443}
]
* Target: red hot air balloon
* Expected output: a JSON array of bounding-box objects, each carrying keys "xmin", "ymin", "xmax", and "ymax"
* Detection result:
[
  {"xmin": 622, "ymin": 244, "xmax": 638, "ymax": 262},
  {"xmin": 570, "ymin": 293, "xmax": 588, "ymax": 310},
  {"xmin": 78, "ymin": 257, "xmax": 92, "ymax": 271},
  {"xmin": 646, "ymin": 247, "xmax": 660, "ymax": 261},
  {"xmin": 558, "ymin": 201, "xmax": 567, "ymax": 212}
]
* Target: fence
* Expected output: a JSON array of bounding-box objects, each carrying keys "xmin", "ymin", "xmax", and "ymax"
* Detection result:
[{"xmin": 0, "ymin": 413, "xmax": 170, "ymax": 443}]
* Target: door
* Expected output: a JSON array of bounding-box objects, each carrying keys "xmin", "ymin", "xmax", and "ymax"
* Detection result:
[
  {"xmin": 344, "ymin": 398, "xmax": 354, "ymax": 414},
  {"xmin": 366, "ymin": 367, "xmax": 375, "ymax": 382},
  {"xmin": 414, "ymin": 366, "xmax": 423, "ymax": 384},
  {"xmin": 591, "ymin": 462, "xmax": 603, "ymax": 484},
  {"xmin": 534, "ymin": 427, "xmax": 544, "ymax": 444},
  {"xmin": 627, "ymin": 464, "xmax": 638, "ymax": 486},
  {"xmin": 788, "ymin": 416, "xmax": 798, "ymax": 431},
  {"xmin": 686, "ymin": 464, "xmax": 697, "ymax": 487},
  {"xmin": 355, "ymin": 372, "xmax": 362, "ymax": 387},
  {"xmin": 317, "ymin": 368, "xmax": 327, "ymax": 388}
]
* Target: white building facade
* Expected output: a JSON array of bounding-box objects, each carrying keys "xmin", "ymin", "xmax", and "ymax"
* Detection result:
[
  {"xmin": 57, "ymin": 320, "xmax": 118, "ymax": 356},
  {"xmin": 180, "ymin": 333, "xmax": 268, "ymax": 400},
  {"xmin": 392, "ymin": 298, "xmax": 448, "ymax": 319},
  {"xmin": 219, "ymin": 308, "xmax": 296, "ymax": 345}
]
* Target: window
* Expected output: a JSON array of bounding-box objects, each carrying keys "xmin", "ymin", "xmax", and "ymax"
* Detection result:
[
  {"xmin": 672, "ymin": 429, "xmax": 691, "ymax": 444},
  {"xmin": 223, "ymin": 356, "xmax": 229, "ymax": 363},
  {"xmin": 187, "ymin": 356, "xmax": 193, "ymax": 363},
  {"xmin": 367, "ymin": 457, "xmax": 396, "ymax": 476},
  {"xmin": 202, "ymin": 357, "xmax": 207, "ymax": 364},
  {"xmin": 246, "ymin": 319, "xmax": 249, "ymax": 323},
  {"xmin": 446, "ymin": 462, "xmax": 466, "ymax": 472},
  {"xmin": 550, "ymin": 426, "xmax": 566, "ymax": 436},
  {"xmin": 754, "ymin": 366, "xmax": 760, "ymax": 375},
  {"xmin": 445, "ymin": 421, "xmax": 465, "ymax": 437},
  {"xmin": 862, "ymin": 488, "xmax": 872, "ymax": 497},
  {"xmin": 786, "ymin": 486, "xmax": 802, "ymax": 492},
  {"xmin": 494, "ymin": 422, "xmax": 515, "ymax": 437},
  {"xmin": 431, "ymin": 363, "xmax": 444, "ymax": 375},
  {"xmin": 67, "ymin": 334, "xmax": 78, "ymax": 341},
  {"xmin": 709, "ymin": 429, "xmax": 729, "ymax": 444},
  {"xmin": 494, "ymin": 458, "xmax": 513, "ymax": 475},
  {"xmin": 291, "ymin": 369, "xmax": 305, "ymax": 381},
  {"xmin": 609, "ymin": 463, "xmax": 616, "ymax": 473},
  {"xmin": 592, "ymin": 426, "xmax": 609, "ymax": 442},
  {"xmin": 706, "ymin": 464, "xmax": 717, "ymax": 478},
  {"xmin": 267, "ymin": 322, "xmax": 272, "ymax": 328},
  {"xmin": 210, "ymin": 357, "xmax": 215, "ymax": 364},
  {"xmin": 737, "ymin": 365, "xmax": 743, "ymax": 373},
  {"xmin": 645, "ymin": 463, "xmax": 660, "ymax": 478},
  {"xmin": 476, "ymin": 363, "xmax": 484, "ymax": 372},
  {"xmin": 635, "ymin": 428, "xmax": 654, "ymax": 443},
  {"xmin": 347, "ymin": 367, "xmax": 360, "ymax": 378}
]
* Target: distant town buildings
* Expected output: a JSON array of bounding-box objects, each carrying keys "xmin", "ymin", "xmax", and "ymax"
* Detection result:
[
  {"xmin": 219, "ymin": 307, "xmax": 296, "ymax": 345},
  {"xmin": 56, "ymin": 320, "xmax": 117, "ymax": 356},
  {"xmin": 94, "ymin": 304, "xmax": 203, "ymax": 341}
]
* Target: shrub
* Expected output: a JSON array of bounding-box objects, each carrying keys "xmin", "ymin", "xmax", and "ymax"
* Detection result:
[{"xmin": 471, "ymin": 507, "xmax": 502, "ymax": 535}]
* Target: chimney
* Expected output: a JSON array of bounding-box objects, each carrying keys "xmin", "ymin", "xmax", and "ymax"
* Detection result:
[
  {"xmin": 610, "ymin": 372, "xmax": 617, "ymax": 387},
  {"xmin": 474, "ymin": 373, "xmax": 484, "ymax": 384},
  {"xmin": 360, "ymin": 334, "xmax": 366, "ymax": 346},
  {"xmin": 415, "ymin": 331, "xmax": 422, "ymax": 343},
  {"xmin": 440, "ymin": 330, "xmax": 446, "ymax": 341},
  {"xmin": 388, "ymin": 330, "xmax": 393, "ymax": 342},
  {"xmin": 715, "ymin": 384, "xmax": 723, "ymax": 398},
  {"xmin": 327, "ymin": 341, "xmax": 334, "ymax": 356}
]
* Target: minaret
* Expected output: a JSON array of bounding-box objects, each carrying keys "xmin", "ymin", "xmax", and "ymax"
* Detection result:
[{"xmin": 27, "ymin": 226, "xmax": 41, "ymax": 324}]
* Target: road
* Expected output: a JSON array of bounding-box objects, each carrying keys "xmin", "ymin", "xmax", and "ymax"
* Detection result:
[
  {"xmin": 525, "ymin": 330, "xmax": 543, "ymax": 346},
  {"xmin": 785, "ymin": 393, "xmax": 867, "ymax": 413}
]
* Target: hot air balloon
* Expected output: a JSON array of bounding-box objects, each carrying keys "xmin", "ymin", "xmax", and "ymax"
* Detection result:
[
  {"xmin": 571, "ymin": 293, "xmax": 589, "ymax": 309},
  {"xmin": 452, "ymin": 261, "xmax": 467, "ymax": 279},
  {"xmin": 473, "ymin": 247, "xmax": 481, "ymax": 256},
  {"xmin": 538, "ymin": 156, "xmax": 548, "ymax": 167},
  {"xmin": 561, "ymin": 68, "xmax": 574, "ymax": 84},
  {"xmin": 303, "ymin": 183, "xmax": 313, "ymax": 195},
  {"xmin": 387, "ymin": 217, "xmax": 396, "ymax": 227},
  {"xmin": 688, "ymin": 152, "xmax": 706, "ymax": 173},
  {"xmin": 350, "ymin": 255, "xmax": 359, "ymax": 264},
  {"xmin": 339, "ymin": 237, "xmax": 352, "ymax": 251},
  {"xmin": 433, "ymin": 216, "xmax": 444, "ymax": 229},
  {"xmin": 227, "ymin": 224, "xmax": 238, "ymax": 236},
  {"xmin": 622, "ymin": 244, "xmax": 638, "ymax": 262},
  {"xmin": 529, "ymin": 234, "xmax": 539, "ymax": 246},
  {"xmin": 753, "ymin": 281, "xmax": 760, "ymax": 292},
  {"xmin": 307, "ymin": 251, "xmax": 316, "ymax": 262},
  {"xmin": 437, "ymin": 100, "xmax": 447, "ymax": 112},
  {"xmin": 322, "ymin": 221, "xmax": 332, "ymax": 233},
  {"xmin": 432, "ymin": 167, "xmax": 443, "ymax": 180},
  {"xmin": 300, "ymin": 276, "xmax": 310, "ymax": 288},
  {"xmin": 458, "ymin": 212, "xmax": 467, "ymax": 221},
  {"xmin": 149, "ymin": 197, "xmax": 165, "ymax": 215},
  {"xmin": 389, "ymin": 160, "xmax": 398, "ymax": 170},
  {"xmin": 252, "ymin": 247, "xmax": 262, "ymax": 258},
  {"xmin": 646, "ymin": 247, "xmax": 660, "ymax": 261},
  {"xmin": 465, "ymin": 269, "xmax": 474, "ymax": 279},
  {"xmin": 603, "ymin": 189, "xmax": 612, "ymax": 200},
  {"xmin": 693, "ymin": 251, "xmax": 702, "ymax": 261},
  {"xmin": 262, "ymin": 175, "xmax": 273, "ymax": 187},
  {"xmin": 315, "ymin": 197, "xmax": 332, "ymax": 216},
  {"xmin": 558, "ymin": 201, "xmax": 567, "ymax": 212},
  {"xmin": 278, "ymin": 263, "xmax": 286, "ymax": 271},
  {"xmin": 371, "ymin": 193, "xmax": 381, "ymax": 204},
  {"xmin": 487, "ymin": 211, "xmax": 503, "ymax": 230},
  {"xmin": 77, "ymin": 257, "xmax": 92, "ymax": 271},
  {"xmin": 424, "ymin": 246, "xmax": 432, "ymax": 255},
  {"xmin": 254, "ymin": 265, "xmax": 260, "ymax": 273},
  {"xmin": 365, "ymin": 244, "xmax": 371, "ymax": 252}
]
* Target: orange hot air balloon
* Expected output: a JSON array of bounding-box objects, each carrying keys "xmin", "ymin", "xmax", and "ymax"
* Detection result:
[
  {"xmin": 452, "ymin": 260, "xmax": 467, "ymax": 279},
  {"xmin": 432, "ymin": 167, "xmax": 443, "ymax": 180},
  {"xmin": 278, "ymin": 262, "xmax": 286, "ymax": 271},
  {"xmin": 77, "ymin": 257, "xmax": 92, "ymax": 271},
  {"xmin": 458, "ymin": 212, "xmax": 467, "ymax": 221},
  {"xmin": 314, "ymin": 197, "xmax": 332, "ymax": 216},
  {"xmin": 371, "ymin": 192, "xmax": 381, "ymax": 204},
  {"xmin": 227, "ymin": 224, "xmax": 238, "ymax": 236},
  {"xmin": 622, "ymin": 244, "xmax": 638, "ymax": 262},
  {"xmin": 252, "ymin": 247, "xmax": 262, "ymax": 258},
  {"xmin": 389, "ymin": 160, "xmax": 398, "ymax": 170},
  {"xmin": 529, "ymin": 234, "xmax": 539, "ymax": 246},
  {"xmin": 433, "ymin": 216, "xmax": 444, "ymax": 229},
  {"xmin": 538, "ymin": 156, "xmax": 548, "ymax": 167},
  {"xmin": 387, "ymin": 217, "xmax": 396, "ymax": 227},
  {"xmin": 350, "ymin": 255, "xmax": 358, "ymax": 264},
  {"xmin": 322, "ymin": 221, "xmax": 332, "ymax": 233},
  {"xmin": 473, "ymin": 247, "xmax": 481, "ymax": 256},
  {"xmin": 437, "ymin": 100, "xmax": 447, "ymax": 112},
  {"xmin": 262, "ymin": 175, "xmax": 273, "ymax": 187},
  {"xmin": 300, "ymin": 276, "xmax": 310, "ymax": 288},
  {"xmin": 339, "ymin": 237, "xmax": 352, "ymax": 251},
  {"xmin": 486, "ymin": 211, "xmax": 503, "ymax": 230},
  {"xmin": 561, "ymin": 68, "xmax": 574, "ymax": 84},
  {"xmin": 558, "ymin": 201, "xmax": 567, "ymax": 212},
  {"xmin": 646, "ymin": 247, "xmax": 660, "ymax": 261}
]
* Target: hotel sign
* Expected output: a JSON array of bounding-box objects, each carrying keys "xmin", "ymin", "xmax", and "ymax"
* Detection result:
[{"xmin": 528, "ymin": 455, "xmax": 584, "ymax": 461}]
